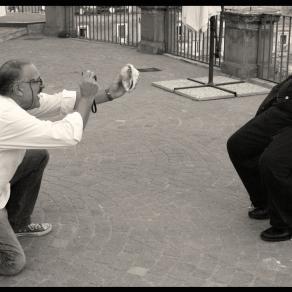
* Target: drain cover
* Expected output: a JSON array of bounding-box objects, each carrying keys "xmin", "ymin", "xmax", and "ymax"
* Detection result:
[{"xmin": 137, "ymin": 67, "xmax": 161, "ymax": 72}]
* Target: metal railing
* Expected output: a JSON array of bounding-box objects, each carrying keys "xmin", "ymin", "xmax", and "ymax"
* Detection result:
[
  {"xmin": 165, "ymin": 6, "xmax": 225, "ymax": 67},
  {"xmin": 258, "ymin": 14, "xmax": 292, "ymax": 83},
  {"xmin": 7, "ymin": 6, "xmax": 45, "ymax": 14},
  {"xmin": 65, "ymin": 6, "xmax": 141, "ymax": 47}
]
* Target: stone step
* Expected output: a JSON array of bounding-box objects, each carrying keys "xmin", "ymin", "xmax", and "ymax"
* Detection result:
[{"xmin": 0, "ymin": 27, "xmax": 27, "ymax": 43}]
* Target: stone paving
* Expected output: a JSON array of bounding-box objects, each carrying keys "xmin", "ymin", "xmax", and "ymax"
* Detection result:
[{"xmin": 0, "ymin": 35, "xmax": 291, "ymax": 287}]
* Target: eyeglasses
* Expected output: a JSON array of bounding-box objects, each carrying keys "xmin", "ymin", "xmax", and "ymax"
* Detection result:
[{"xmin": 19, "ymin": 77, "xmax": 43, "ymax": 87}]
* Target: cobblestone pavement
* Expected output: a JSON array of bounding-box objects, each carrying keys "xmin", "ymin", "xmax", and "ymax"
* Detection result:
[{"xmin": 0, "ymin": 35, "xmax": 291, "ymax": 287}]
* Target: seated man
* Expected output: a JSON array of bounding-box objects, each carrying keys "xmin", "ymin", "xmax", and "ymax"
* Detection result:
[
  {"xmin": 227, "ymin": 75, "xmax": 292, "ymax": 242},
  {"xmin": 0, "ymin": 59, "xmax": 133, "ymax": 275}
]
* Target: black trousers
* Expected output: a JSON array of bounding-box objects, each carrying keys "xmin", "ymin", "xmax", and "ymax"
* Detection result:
[
  {"xmin": 227, "ymin": 104, "xmax": 292, "ymax": 228},
  {"xmin": 6, "ymin": 150, "xmax": 49, "ymax": 231}
]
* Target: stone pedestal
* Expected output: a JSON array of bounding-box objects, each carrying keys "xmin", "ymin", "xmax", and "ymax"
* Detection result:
[
  {"xmin": 221, "ymin": 11, "xmax": 280, "ymax": 79},
  {"xmin": 44, "ymin": 6, "xmax": 67, "ymax": 36},
  {"xmin": 138, "ymin": 6, "xmax": 167, "ymax": 54}
]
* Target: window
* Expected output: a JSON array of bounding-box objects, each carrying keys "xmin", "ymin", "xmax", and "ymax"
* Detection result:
[{"xmin": 117, "ymin": 23, "xmax": 128, "ymax": 43}]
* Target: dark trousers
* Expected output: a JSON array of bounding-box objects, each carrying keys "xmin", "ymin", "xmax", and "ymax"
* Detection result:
[
  {"xmin": 0, "ymin": 149, "xmax": 49, "ymax": 275},
  {"xmin": 6, "ymin": 149, "xmax": 49, "ymax": 231},
  {"xmin": 227, "ymin": 104, "xmax": 292, "ymax": 228}
]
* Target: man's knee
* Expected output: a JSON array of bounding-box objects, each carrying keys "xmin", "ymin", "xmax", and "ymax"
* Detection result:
[
  {"xmin": 227, "ymin": 133, "xmax": 241, "ymax": 158},
  {"xmin": 0, "ymin": 251, "xmax": 26, "ymax": 276},
  {"xmin": 40, "ymin": 149, "xmax": 49, "ymax": 165},
  {"xmin": 34, "ymin": 149, "xmax": 49, "ymax": 170}
]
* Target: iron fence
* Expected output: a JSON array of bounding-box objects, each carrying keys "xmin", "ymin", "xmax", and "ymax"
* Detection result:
[
  {"xmin": 7, "ymin": 6, "xmax": 45, "ymax": 14},
  {"xmin": 165, "ymin": 6, "xmax": 225, "ymax": 67},
  {"xmin": 258, "ymin": 14, "xmax": 292, "ymax": 83},
  {"xmin": 65, "ymin": 6, "xmax": 141, "ymax": 47}
]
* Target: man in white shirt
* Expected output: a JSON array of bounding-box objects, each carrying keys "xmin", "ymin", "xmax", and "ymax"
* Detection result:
[{"xmin": 0, "ymin": 59, "xmax": 129, "ymax": 275}]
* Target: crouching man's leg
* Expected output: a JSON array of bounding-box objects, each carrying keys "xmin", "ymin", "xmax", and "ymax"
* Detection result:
[
  {"xmin": 0, "ymin": 208, "xmax": 26, "ymax": 276},
  {"xmin": 6, "ymin": 150, "xmax": 52, "ymax": 237}
]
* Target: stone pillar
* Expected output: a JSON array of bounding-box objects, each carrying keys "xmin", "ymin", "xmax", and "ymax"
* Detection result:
[
  {"xmin": 43, "ymin": 6, "xmax": 67, "ymax": 36},
  {"xmin": 221, "ymin": 11, "xmax": 280, "ymax": 79},
  {"xmin": 138, "ymin": 6, "xmax": 168, "ymax": 54}
]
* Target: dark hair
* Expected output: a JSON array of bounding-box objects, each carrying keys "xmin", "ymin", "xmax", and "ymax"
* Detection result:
[{"xmin": 0, "ymin": 59, "xmax": 31, "ymax": 96}]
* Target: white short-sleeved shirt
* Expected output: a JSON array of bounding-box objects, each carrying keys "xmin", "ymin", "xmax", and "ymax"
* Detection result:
[{"xmin": 0, "ymin": 89, "xmax": 83, "ymax": 209}]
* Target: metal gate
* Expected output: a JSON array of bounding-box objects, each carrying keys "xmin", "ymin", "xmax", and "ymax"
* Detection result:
[
  {"xmin": 6, "ymin": 6, "xmax": 45, "ymax": 14},
  {"xmin": 65, "ymin": 6, "xmax": 141, "ymax": 47},
  {"xmin": 258, "ymin": 14, "xmax": 292, "ymax": 83},
  {"xmin": 165, "ymin": 6, "xmax": 225, "ymax": 67}
]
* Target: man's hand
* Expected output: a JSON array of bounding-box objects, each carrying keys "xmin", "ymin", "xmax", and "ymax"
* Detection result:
[
  {"xmin": 107, "ymin": 70, "xmax": 127, "ymax": 99},
  {"xmin": 80, "ymin": 70, "xmax": 99, "ymax": 98},
  {"xmin": 107, "ymin": 64, "xmax": 140, "ymax": 99}
]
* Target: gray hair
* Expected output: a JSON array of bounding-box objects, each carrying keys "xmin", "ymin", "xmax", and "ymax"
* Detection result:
[{"xmin": 0, "ymin": 59, "xmax": 31, "ymax": 96}]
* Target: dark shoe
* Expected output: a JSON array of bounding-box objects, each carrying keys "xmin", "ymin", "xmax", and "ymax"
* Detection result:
[
  {"xmin": 260, "ymin": 227, "xmax": 292, "ymax": 242},
  {"xmin": 248, "ymin": 207, "xmax": 270, "ymax": 220},
  {"xmin": 15, "ymin": 223, "xmax": 52, "ymax": 237}
]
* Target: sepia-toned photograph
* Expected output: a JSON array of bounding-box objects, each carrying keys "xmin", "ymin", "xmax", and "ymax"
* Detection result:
[{"xmin": 1, "ymin": 2, "xmax": 292, "ymax": 287}]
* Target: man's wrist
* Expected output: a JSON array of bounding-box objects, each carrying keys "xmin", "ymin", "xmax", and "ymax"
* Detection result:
[{"xmin": 105, "ymin": 88, "xmax": 114, "ymax": 101}]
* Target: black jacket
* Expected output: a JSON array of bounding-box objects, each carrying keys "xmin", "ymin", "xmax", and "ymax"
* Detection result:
[{"xmin": 256, "ymin": 75, "xmax": 292, "ymax": 116}]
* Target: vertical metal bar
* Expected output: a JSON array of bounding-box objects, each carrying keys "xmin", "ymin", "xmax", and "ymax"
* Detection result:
[
  {"xmin": 261, "ymin": 15, "xmax": 266, "ymax": 79},
  {"xmin": 90, "ymin": 6, "xmax": 92, "ymax": 40},
  {"xmin": 180, "ymin": 7, "xmax": 183, "ymax": 56},
  {"xmin": 127, "ymin": 6, "xmax": 129, "ymax": 45},
  {"xmin": 170, "ymin": 7, "xmax": 173, "ymax": 53},
  {"xmin": 64, "ymin": 6, "xmax": 67, "ymax": 33},
  {"xmin": 187, "ymin": 28, "xmax": 190, "ymax": 59},
  {"xmin": 111, "ymin": 7, "xmax": 114, "ymax": 43},
  {"xmin": 206, "ymin": 21, "xmax": 209, "ymax": 64},
  {"xmin": 174, "ymin": 7, "xmax": 177, "ymax": 55},
  {"xmin": 86, "ymin": 7, "xmax": 89, "ymax": 40},
  {"xmin": 131, "ymin": 6, "xmax": 133, "ymax": 46},
  {"xmin": 93, "ymin": 6, "xmax": 96, "ymax": 40},
  {"xmin": 134, "ymin": 6, "xmax": 136, "ymax": 46},
  {"xmin": 70, "ymin": 6, "xmax": 73, "ymax": 36},
  {"xmin": 208, "ymin": 16, "xmax": 215, "ymax": 85},
  {"xmin": 174, "ymin": 7, "xmax": 176, "ymax": 55},
  {"xmin": 136, "ymin": 6, "xmax": 138, "ymax": 46},
  {"xmin": 100, "ymin": 9, "xmax": 103, "ymax": 41},
  {"xmin": 119, "ymin": 7, "xmax": 122, "ymax": 45},
  {"xmin": 105, "ymin": 8, "xmax": 107, "ymax": 42},
  {"xmin": 102, "ymin": 8, "xmax": 104, "ymax": 41},
  {"xmin": 123, "ymin": 6, "xmax": 125, "ymax": 45},
  {"xmin": 279, "ymin": 16, "xmax": 285, "ymax": 81},
  {"xmin": 215, "ymin": 15, "xmax": 218, "ymax": 66},
  {"xmin": 178, "ymin": 8, "xmax": 180, "ymax": 55},
  {"xmin": 273, "ymin": 19, "xmax": 279, "ymax": 82},
  {"xmin": 97, "ymin": 7, "xmax": 99, "ymax": 41},
  {"xmin": 90, "ymin": 6, "xmax": 93, "ymax": 40},
  {"xmin": 174, "ymin": 7, "xmax": 177, "ymax": 54},
  {"xmin": 202, "ymin": 29, "xmax": 205, "ymax": 62},
  {"xmin": 78, "ymin": 7, "xmax": 80, "ymax": 38},
  {"xmin": 108, "ymin": 8, "xmax": 110, "ymax": 42},
  {"xmin": 178, "ymin": 7, "xmax": 180, "ymax": 56},
  {"xmin": 267, "ymin": 15, "xmax": 273, "ymax": 79},
  {"xmin": 194, "ymin": 31, "xmax": 197, "ymax": 61},
  {"xmin": 115, "ymin": 6, "xmax": 117, "ymax": 43},
  {"xmin": 198, "ymin": 29, "xmax": 201, "ymax": 61},
  {"xmin": 286, "ymin": 17, "xmax": 291, "ymax": 76},
  {"xmin": 100, "ymin": 9, "xmax": 102, "ymax": 41},
  {"xmin": 190, "ymin": 27, "xmax": 193, "ymax": 60},
  {"xmin": 166, "ymin": 7, "xmax": 169, "ymax": 53},
  {"xmin": 87, "ymin": 6, "xmax": 94, "ymax": 40},
  {"xmin": 183, "ymin": 21, "xmax": 186, "ymax": 58},
  {"xmin": 257, "ymin": 16, "xmax": 263, "ymax": 79}
]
